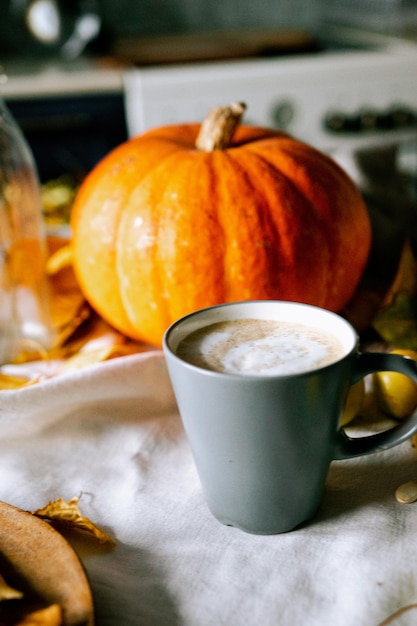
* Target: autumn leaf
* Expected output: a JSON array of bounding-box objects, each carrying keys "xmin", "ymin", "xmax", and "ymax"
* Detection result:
[
  {"xmin": 372, "ymin": 292, "xmax": 417, "ymax": 350},
  {"xmin": 372, "ymin": 239, "xmax": 417, "ymax": 349},
  {"xmin": 0, "ymin": 372, "xmax": 36, "ymax": 391},
  {"xmin": 45, "ymin": 245, "xmax": 73, "ymax": 276},
  {"xmin": 32, "ymin": 497, "xmax": 116, "ymax": 546},
  {"xmin": 16, "ymin": 603, "xmax": 62, "ymax": 626}
]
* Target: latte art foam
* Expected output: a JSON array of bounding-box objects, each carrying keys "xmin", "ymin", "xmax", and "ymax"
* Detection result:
[{"xmin": 176, "ymin": 319, "xmax": 344, "ymax": 376}]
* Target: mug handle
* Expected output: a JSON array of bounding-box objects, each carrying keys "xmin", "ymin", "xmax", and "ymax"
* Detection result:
[{"xmin": 333, "ymin": 352, "xmax": 417, "ymax": 460}]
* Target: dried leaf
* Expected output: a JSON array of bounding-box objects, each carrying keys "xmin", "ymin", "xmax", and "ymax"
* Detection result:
[
  {"xmin": 50, "ymin": 302, "xmax": 91, "ymax": 351},
  {"xmin": 53, "ymin": 314, "xmax": 145, "ymax": 363},
  {"xmin": 16, "ymin": 603, "xmax": 62, "ymax": 626},
  {"xmin": 41, "ymin": 175, "xmax": 76, "ymax": 228},
  {"xmin": 48, "ymin": 281, "xmax": 89, "ymax": 339},
  {"xmin": 0, "ymin": 372, "xmax": 35, "ymax": 390},
  {"xmin": 33, "ymin": 497, "xmax": 116, "ymax": 546},
  {"xmin": 11, "ymin": 340, "xmax": 49, "ymax": 365},
  {"xmin": 46, "ymin": 245, "xmax": 73, "ymax": 276},
  {"xmin": 382, "ymin": 238, "xmax": 417, "ymax": 307},
  {"xmin": 59, "ymin": 345, "xmax": 137, "ymax": 371},
  {"xmin": 0, "ymin": 574, "xmax": 23, "ymax": 601},
  {"xmin": 372, "ymin": 238, "xmax": 417, "ymax": 348},
  {"xmin": 46, "ymin": 237, "xmax": 91, "ymax": 348},
  {"xmin": 372, "ymin": 292, "xmax": 417, "ymax": 349}
]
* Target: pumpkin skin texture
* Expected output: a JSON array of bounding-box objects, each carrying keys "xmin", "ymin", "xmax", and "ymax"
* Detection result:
[{"xmin": 71, "ymin": 115, "xmax": 371, "ymax": 347}]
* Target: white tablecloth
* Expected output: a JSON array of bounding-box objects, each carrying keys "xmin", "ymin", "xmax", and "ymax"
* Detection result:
[{"xmin": 0, "ymin": 350, "xmax": 417, "ymax": 626}]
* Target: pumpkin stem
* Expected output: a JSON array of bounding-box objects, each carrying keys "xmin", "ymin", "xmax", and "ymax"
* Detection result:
[{"xmin": 196, "ymin": 102, "xmax": 246, "ymax": 151}]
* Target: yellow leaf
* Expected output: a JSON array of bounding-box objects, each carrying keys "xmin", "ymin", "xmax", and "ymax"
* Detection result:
[
  {"xmin": 372, "ymin": 292, "xmax": 417, "ymax": 349},
  {"xmin": 46, "ymin": 245, "xmax": 73, "ymax": 276},
  {"xmin": 16, "ymin": 604, "xmax": 62, "ymax": 626},
  {"xmin": 32, "ymin": 497, "xmax": 116, "ymax": 546},
  {"xmin": 46, "ymin": 237, "xmax": 91, "ymax": 349},
  {"xmin": 0, "ymin": 372, "xmax": 35, "ymax": 390},
  {"xmin": 59, "ymin": 345, "xmax": 132, "ymax": 371},
  {"xmin": 383, "ymin": 238, "xmax": 417, "ymax": 307}
]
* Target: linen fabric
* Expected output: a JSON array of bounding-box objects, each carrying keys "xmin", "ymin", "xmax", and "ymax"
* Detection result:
[{"xmin": 0, "ymin": 351, "xmax": 416, "ymax": 626}]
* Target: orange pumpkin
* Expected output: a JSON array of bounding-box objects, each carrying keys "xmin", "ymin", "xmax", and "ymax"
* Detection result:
[{"xmin": 71, "ymin": 102, "xmax": 371, "ymax": 346}]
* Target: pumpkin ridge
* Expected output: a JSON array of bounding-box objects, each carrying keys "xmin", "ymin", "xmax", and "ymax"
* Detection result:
[
  {"xmin": 71, "ymin": 169, "xmax": 139, "ymax": 337},
  {"xmin": 224, "ymin": 148, "xmax": 293, "ymax": 257},
  {"xmin": 242, "ymin": 140, "xmax": 370, "ymax": 308},
  {"xmin": 160, "ymin": 151, "xmax": 228, "ymax": 317},
  {"xmin": 211, "ymin": 150, "xmax": 263, "ymax": 299},
  {"xmin": 208, "ymin": 150, "xmax": 275, "ymax": 298},
  {"xmin": 114, "ymin": 147, "xmax": 214, "ymax": 328},
  {"xmin": 227, "ymin": 147, "xmax": 334, "ymax": 302},
  {"xmin": 116, "ymin": 150, "xmax": 229, "ymax": 343},
  {"xmin": 115, "ymin": 161, "xmax": 178, "ymax": 339},
  {"xmin": 72, "ymin": 140, "xmax": 195, "ymax": 340},
  {"xmin": 268, "ymin": 141, "xmax": 371, "ymax": 303},
  {"xmin": 247, "ymin": 136, "xmax": 362, "ymax": 206},
  {"xmin": 200, "ymin": 152, "xmax": 228, "ymax": 302}
]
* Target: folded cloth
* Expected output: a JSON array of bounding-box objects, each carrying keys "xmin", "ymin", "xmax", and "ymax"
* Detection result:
[
  {"xmin": 0, "ymin": 350, "xmax": 417, "ymax": 626},
  {"xmin": 0, "ymin": 350, "xmax": 174, "ymax": 437}
]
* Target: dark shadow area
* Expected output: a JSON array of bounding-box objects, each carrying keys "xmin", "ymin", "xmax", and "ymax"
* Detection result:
[
  {"xmin": 314, "ymin": 447, "xmax": 417, "ymax": 525},
  {"xmin": 82, "ymin": 541, "xmax": 182, "ymax": 626}
]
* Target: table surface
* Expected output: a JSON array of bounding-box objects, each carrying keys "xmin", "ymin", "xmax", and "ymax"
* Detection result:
[{"xmin": 0, "ymin": 350, "xmax": 416, "ymax": 626}]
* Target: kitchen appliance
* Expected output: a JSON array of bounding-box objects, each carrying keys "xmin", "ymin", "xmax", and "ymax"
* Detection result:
[{"xmin": 123, "ymin": 27, "xmax": 417, "ymax": 156}]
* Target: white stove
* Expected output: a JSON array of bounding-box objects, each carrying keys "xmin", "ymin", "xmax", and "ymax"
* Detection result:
[{"xmin": 123, "ymin": 27, "xmax": 417, "ymax": 155}]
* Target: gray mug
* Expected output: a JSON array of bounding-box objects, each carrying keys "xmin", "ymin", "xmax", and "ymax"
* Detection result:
[{"xmin": 163, "ymin": 301, "xmax": 417, "ymax": 535}]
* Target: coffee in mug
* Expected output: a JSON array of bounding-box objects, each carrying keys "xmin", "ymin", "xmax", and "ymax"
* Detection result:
[
  {"xmin": 176, "ymin": 318, "xmax": 345, "ymax": 376},
  {"xmin": 163, "ymin": 301, "xmax": 417, "ymax": 534}
]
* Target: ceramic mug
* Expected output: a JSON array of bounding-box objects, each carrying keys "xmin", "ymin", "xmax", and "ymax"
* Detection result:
[{"xmin": 163, "ymin": 301, "xmax": 417, "ymax": 535}]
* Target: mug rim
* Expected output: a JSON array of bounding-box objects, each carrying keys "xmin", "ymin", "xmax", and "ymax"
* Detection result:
[{"xmin": 163, "ymin": 300, "xmax": 359, "ymax": 379}]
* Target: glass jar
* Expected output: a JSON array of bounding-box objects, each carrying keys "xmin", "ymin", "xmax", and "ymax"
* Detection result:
[{"xmin": 0, "ymin": 97, "xmax": 54, "ymax": 363}]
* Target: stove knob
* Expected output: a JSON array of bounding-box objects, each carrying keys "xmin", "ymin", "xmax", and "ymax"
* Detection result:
[
  {"xmin": 270, "ymin": 100, "xmax": 295, "ymax": 131},
  {"xmin": 324, "ymin": 111, "xmax": 360, "ymax": 133},
  {"xmin": 358, "ymin": 109, "xmax": 379, "ymax": 131},
  {"xmin": 324, "ymin": 111, "xmax": 348, "ymax": 132},
  {"xmin": 386, "ymin": 107, "xmax": 416, "ymax": 129},
  {"xmin": 375, "ymin": 107, "xmax": 415, "ymax": 130}
]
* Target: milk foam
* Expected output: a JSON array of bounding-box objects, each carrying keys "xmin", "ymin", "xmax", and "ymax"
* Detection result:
[{"xmin": 176, "ymin": 319, "xmax": 344, "ymax": 376}]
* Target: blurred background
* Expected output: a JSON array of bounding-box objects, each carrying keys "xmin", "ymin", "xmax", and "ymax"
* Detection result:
[
  {"xmin": 0, "ymin": 0, "xmax": 416, "ymax": 232},
  {"xmin": 1, "ymin": 0, "xmax": 417, "ymax": 55}
]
